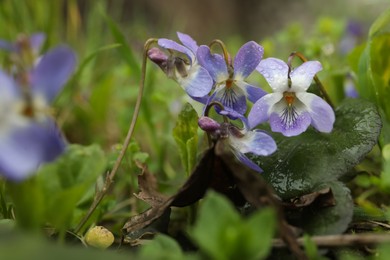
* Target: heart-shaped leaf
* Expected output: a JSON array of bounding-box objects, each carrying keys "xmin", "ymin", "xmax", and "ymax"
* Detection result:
[{"xmin": 252, "ymin": 98, "xmax": 381, "ymax": 199}]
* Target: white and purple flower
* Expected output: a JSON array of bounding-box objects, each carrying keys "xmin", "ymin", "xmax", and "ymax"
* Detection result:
[
  {"xmin": 198, "ymin": 110, "xmax": 276, "ymax": 173},
  {"xmin": 248, "ymin": 57, "xmax": 335, "ymax": 137},
  {"xmin": 197, "ymin": 41, "xmax": 267, "ymax": 115},
  {"xmin": 147, "ymin": 32, "xmax": 213, "ymax": 99},
  {"xmin": 0, "ymin": 44, "xmax": 76, "ymax": 181}
]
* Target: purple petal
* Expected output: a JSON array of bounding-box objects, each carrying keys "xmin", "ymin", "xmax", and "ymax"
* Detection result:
[
  {"xmin": 290, "ymin": 61, "xmax": 322, "ymax": 92},
  {"xmin": 269, "ymin": 101, "xmax": 312, "ymax": 137},
  {"xmin": 235, "ymin": 81, "xmax": 267, "ymax": 103},
  {"xmin": 197, "ymin": 45, "xmax": 228, "ymax": 82},
  {"xmin": 296, "ymin": 93, "xmax": 335, "ymax": 133},
  {"xmin": 248, "ymin": 93, "xmax": 283, "ymax": 129},
  {"xmin": 177, "ymin": 64, "xmax": 213, "ymax": 97},
  {"xmin": 29, "ymin": 33, "xmax": 46, "ymax": 53},
  {"xmin": 0, "ymin": 119, "xmax": 66, "ymax": 181},
  {"xmin": 177, "ymin": 32, "xmax": 198, "ymax": 55},
  {"xmin": 214, "ymin": 85, "xmax": 247, "ymax": 115},
  {"xmin": 256, "ymin": 58, "xmax": 289, "ymax": 92},
  {"xmin": 158, "ymin": 38, "xmax": 194, "ymax": 62},
  {"xmin": 344, "ymin": 81, "xmax": 359, "ymax": 98},
  {"xmin": 0, "ymin": 70, "xmax": 20, "ymax": 99},
  {"xmin": 231, "ymin": 130, "xmax": 277, "ymax": 156},
  {"xmin": 219, "ymin": 107, "xmax": 248, "ymax": 123},
  {"xmin": 0, "ymin": 40, "xmax": 16, "ymax": 52},
  {"xmin": 235, "ymin": 152, "xmax": 263, "ymax": 173},
  {"xmin": 30, "ymin": 45, "xmax": 77, "ymax": 103},
  {"xmin": 234, "ymin": 41, "xmax": 264, "ymax": 80}
]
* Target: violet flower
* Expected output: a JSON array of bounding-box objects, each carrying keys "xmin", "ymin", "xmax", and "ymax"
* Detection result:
[
  {"xmin": 147, "ymin": 32, "xmax": 213, "ymax": 99},
  {"xmin": 198, "ymin": 110, "xmax": 276, "ymax": 173},
  {"xmin": 0, "ymin": 45, "xmax": 76, "ymax": 181},
  {"xmin": 248, "ymin": 58, "xmax": 335, "ymax": 137},
  {"xmin": 0, "ymin": 33, "xmax": 45, "ymax": 53},
  {"xmin": 196, "ymin": 41, "xmax": 267, "ymax": 115}
]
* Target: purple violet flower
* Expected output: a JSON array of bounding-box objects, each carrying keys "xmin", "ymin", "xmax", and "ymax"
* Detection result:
[
  {"xmin": 0, "ymin": 33, "xmax": 45, "ymax": 54},
  {"xmin": 0, "ymin": 45, "xmax": 76, "ymax": 181},
  {"xmin": 147, "ymin": 32, "xmax": 213, "ymax": 99},
  {"xmin": 248, "ymin": 57, "xmax": 335, "ymax": 137},
  {"xmin": 197, "ymin": 41, "xmax": 267, "ymax": 115},
  {"xmin": 198, "ymin": 111, "xmax": 276, "ymax": 173}
]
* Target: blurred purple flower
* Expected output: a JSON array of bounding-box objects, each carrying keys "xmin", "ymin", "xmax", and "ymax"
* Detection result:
[
  {"xmin": 0, "ymin": 45, "xmax": 76, "ymax": 181},
  {"xmin": 147, "ymin": 32, "xmax": 213, "ymax": 99},
  {"xmin": 198, "ymin": 111, "xmax": 276, "ymax": 173},
  {"xmin": 344, "ymin": 74, "xmax": 359, "ymax": 98},
  {"xmin": 0, "ymin": 33, "xmax": 45, "ymax": 54},
  {"xmin": 248, "ymin": 58, "xmax": 335, "ymax": 137},
  {"xmin": 339, "ymin": 21, "xmax": 364, "ymax": 55},
  {"xmin": 197, "ymin": 41, "xmax": 267, "ymax": 115}
]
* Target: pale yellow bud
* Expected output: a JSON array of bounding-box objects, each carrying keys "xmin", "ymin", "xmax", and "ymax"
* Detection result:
[{"xmin": 85, "ymin": 226, "xmax": 114, "ymax": 249}]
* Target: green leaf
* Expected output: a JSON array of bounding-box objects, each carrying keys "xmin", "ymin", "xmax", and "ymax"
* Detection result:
[
  {"xmin": 354, "ymin": 8, "xmax": 390, "ymax": 122},
  {"xmin": 254, "ymin": 98, "xmax": 381, "ymax": 199},
  {"xmin": 37, "ymin": 144, "xmax": 107, "ymax": 231},
  {"xmin": 138, "ymin": 234, "xmax": 185, "ymax": 260},
  {"xmin": 103, "ymin": 11, "xmax": 141, "ymax": 80},
  {"xmin": 244, "ymin": 208, "xmax": 276, "ymax": 260},
  {"xmin": 190, "ymin": 191, "xmax": 276, "ymax": 260},
  {"xmin": 172, "ymin": 103, "xmax": 199, "ymax": 175}
]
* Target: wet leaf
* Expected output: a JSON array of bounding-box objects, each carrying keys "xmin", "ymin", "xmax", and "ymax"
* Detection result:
[{"xmin": 253, "ymin": 98, "xmax": 381, "ymax": 199}]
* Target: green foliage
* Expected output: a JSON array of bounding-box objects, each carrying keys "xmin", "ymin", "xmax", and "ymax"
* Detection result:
[
  {"xmin": 190, "ymin": 191, "xmax": 276, "ymax": 260},
  {"xmin": 256, "ymin": 99, "xmax": 381, "ymax": 198},
  {"xmin": 7, "ymin": 145, "xmax": 106, "ymax": 233},
  {"xmin": 173, "ymin": 103, "xmax": 199, "ymax": 175}
]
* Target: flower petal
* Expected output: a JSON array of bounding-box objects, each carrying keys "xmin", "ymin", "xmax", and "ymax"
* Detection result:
[
  {"xmin": 0, "ymin": 39, "xmax": 16, "ymax": 52},
  {"xmin": 177, "ymin": 32, "xmax": 198, "ymax": 55},
  {"xmin": 231, "ymin": 130, "xmax": 277, "ymax": 156},
  {"xmin": 296, "ymin": 92, "xmax": 335, "ymax": 133},
  {"xmin": 0, "ymin": 119, "xmax": 66, "ymax": 181},
  {"xmin": 0, "ymin": 69, "xmax": 20, "ymax": 99},
  {"xmin": 256, "ymin": 58, "xmax": 289, "ymax": 92},
  {"xmin": 269, "ymin": 98, "xmax": 312, "ymax": 136},
  {"xmin": 234, "ymin": 41, "xmax": 264, "ymax": 80},
  {"xmin": 214, "ymin": 85, "xmax": 247, "ymax": 115},
  {"xmin": 235, "ymin": 81, "xmax": 267, "ymax": 103},
  {"xmin": 290, "ymin": 61, "xmax": 322, "ymax": 92},
  {"xmin": 158, "ymin": 38, "xmax": 194, "ymax": 62},
  {"xmin": 197, "ymin": 45, "xmax": 228, "ymax": 83},
  {"xmin": 29, "ymin": 33, "xmax": 46, "ymax": 53},
  {"xmin": 177, "ymin": 64, "xmax": 213, "ymax": 97},
  {"xmin": 235, "ymin": 152, "xmax": 264, "ymax": 173},
  {"xmin": 31, "ymin": 45, "xmax": 76, "ymax": 103},
  {"xmin": 248, "ymin": 93, "xmax": 283, "ymax": 129}
]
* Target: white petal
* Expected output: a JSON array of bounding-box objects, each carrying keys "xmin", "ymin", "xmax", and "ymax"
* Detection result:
[{"xmin": 290, "ymin": 61, "xmax": 322, "ymax": 92}]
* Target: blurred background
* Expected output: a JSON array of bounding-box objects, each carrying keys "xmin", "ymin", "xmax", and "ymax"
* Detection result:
[{"xmin": 0, "ymin": 0, "xmax": 388, "ymax": 180}]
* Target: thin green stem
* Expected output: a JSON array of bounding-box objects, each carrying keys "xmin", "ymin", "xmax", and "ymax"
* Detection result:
[
  {"xmin": 288, "ymin": 51, "xmax": 334, "ymax": 109},
  {"xmin": 74, "ymin": 38, "xmax": 158, "ymax": 234}
]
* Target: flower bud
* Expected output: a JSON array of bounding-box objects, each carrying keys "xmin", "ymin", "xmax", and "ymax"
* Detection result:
[{"xmin": 85, "ymin": 226, "xmax": 114, "ymax": 249}]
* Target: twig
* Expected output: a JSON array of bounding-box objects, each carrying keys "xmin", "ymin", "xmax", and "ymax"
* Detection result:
[
  {"xmin": 287, "ymin": 51, "xmax": 334, "ymax": 109},
  {"xmin": 273, "ymin": 233, "xmax": 390, "ymax": 248},
  {"xmin": 74, "ymin": 39, "xmax": 157, "ymax": 234}
]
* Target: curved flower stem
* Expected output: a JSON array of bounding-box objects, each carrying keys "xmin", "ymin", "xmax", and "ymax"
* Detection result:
[
  {"xmin": 287, "ymin": 51, "xmax": 334, "ymax": 109},
  {"xmin": 208, "ymin": 39, "xmax": 230, "ymax": 68},
  {"xmin": 74, "ymin": 38, "xmax": 158, "ymax": 234}
]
